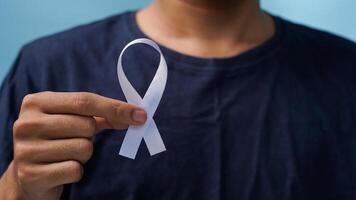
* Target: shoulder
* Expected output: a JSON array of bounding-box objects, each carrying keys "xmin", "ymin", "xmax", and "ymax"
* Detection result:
[
  {"xmin": 275, "ymin": 17, "xmax": 356, "ymax": 105},
  {"xmin": 14, "ymin": 11, "xmax": 133, "ymax": 90},
  {"xmin": 277, "ymin": 17, "xmax": 356, "ymax": 87},
  {"xmin": 279, "ymin": 17, "xmax": 356, "ymax": 63},
  {"xmin": 276, "ymin": 18, "xmax": 356, "ymax": 118}
]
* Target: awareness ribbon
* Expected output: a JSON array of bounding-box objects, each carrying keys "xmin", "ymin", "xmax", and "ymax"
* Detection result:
[{"xmin": 117, "ymin": 38, "xmax": 167, "ymax": 159}]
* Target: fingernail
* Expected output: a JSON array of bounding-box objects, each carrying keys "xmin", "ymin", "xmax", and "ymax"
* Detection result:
[{"xmin": 132, "ymin": 109, "xmax": 147, "ymax": 123}]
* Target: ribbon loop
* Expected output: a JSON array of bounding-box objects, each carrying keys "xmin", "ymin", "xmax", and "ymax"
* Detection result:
[{"xmin": 117, "ymin": 38, "xmax": 167, "ymax": 159}]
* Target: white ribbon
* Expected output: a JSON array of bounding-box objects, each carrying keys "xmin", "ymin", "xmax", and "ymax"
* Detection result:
[{"xmin": 117, "ymin": 38, "xmax": 167, "ymax": 159}]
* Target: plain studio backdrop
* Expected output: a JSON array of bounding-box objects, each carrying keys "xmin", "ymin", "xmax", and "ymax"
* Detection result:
[{"xmin": 0, "ymin": 0, "xmax": 355, "ymax": 82}]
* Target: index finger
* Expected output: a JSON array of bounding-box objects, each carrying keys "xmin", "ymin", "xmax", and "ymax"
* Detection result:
[{"xmin": 25, "ymin": 92, "xmax": 147, "ymax": 126}]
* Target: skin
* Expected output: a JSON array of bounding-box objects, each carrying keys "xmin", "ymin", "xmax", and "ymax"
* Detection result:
[
  {"xmin": 137, "ymin": 0, "xmax": 275, "ymax": 58},
  {"xmin": 0, "ymin": 0, "xmax": 274, "ymax": 199},
  {"xmin": 0, "ymin": 92, "xmax": 147, "ymax": 200}
]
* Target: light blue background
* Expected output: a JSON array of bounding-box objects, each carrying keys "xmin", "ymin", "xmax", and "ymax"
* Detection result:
[{"xmin": 0, "ymin": 0, "xmax": 355, "ymax": 82}]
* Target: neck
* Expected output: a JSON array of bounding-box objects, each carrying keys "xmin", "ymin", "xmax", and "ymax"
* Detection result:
[{"xmin": 136, "ymin": 0, "xmax": 275, "ymax": 58}]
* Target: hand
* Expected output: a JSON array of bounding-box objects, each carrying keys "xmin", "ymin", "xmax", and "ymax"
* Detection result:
[{"xmin": 9, "ymin": 92, "xmax": 147, "ymax": 200}]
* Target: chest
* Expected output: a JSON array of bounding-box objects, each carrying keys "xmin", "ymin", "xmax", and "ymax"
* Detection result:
[{"xmin": 63, "ymin": 61, "xmax": 353, "ymax": 200}]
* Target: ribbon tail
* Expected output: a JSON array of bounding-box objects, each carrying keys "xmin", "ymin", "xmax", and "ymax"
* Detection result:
[
  {"xmin": 144, "ymin": 119, "xmax": 166, "ymax": 156},
  {"xmin": 119, "ymin": 124, "xmax": 147, "ymax": 159}
]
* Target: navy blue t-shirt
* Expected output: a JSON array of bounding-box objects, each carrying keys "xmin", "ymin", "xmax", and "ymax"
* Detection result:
[{"xmin": 0, "ymin": 11, "xmax": 355, "ymax": 200}]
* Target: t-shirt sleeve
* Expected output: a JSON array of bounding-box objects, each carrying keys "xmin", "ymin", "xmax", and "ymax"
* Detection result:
[
  {"xmin": 0, "ymin": 47, "xmax": 40, "ymax": 176},
  {"xmin": 352, "ymin": 47, "xmax": 356, "ymax": 189}
]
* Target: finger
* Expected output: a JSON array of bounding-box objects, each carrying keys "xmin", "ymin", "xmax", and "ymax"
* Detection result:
[
  {"xmin": 22, "ymin": 92, "xmax": 147, "ymax": 127},
  {"xmin": 94, "ymin": 116, "xmax": 128, "ymax": 131},
  {"xmin": 24, "ymin": 160, "xmax": 84, "ymax": 188},
  {"xmin": 14, "ymin": 113, "xmax": 129, "ymax": 140},
  {"xmin": 17, "ymin": 138, "xmax": 94, "ymax": 164},
  {"xmin": 14, "ymin": 113, "xmax": 127, "ymax": 140}
]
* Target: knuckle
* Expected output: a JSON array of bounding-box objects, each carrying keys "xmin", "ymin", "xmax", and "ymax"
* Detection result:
[
  {"xmin": 114, "ymin": 103, "xmax": 126, "ymax": 118},
  {"xmin": 13, "ymin": 120, "xmax": 28, "ymax": 138},
  {"xmin": 21, "ymin": 94, "xmax": 37, "ymax": 109},
  {"xmin": 17, "ymin": 164, "xmax": 35, "ymax": 185},
  {"xmin": 39, "ymin": 91, "xmax": 53, "ymax": 95},
  {"xmin": 13, "ymin": 119, "xmax": 40, "ymax": 138},
  {"xmin": 14, "ymin": 143, "xmax": 30, "ymax": 161},
  {"xmin": 13, "ymin": 120, "xmax": 24, "ymax": 138},
  {"xmin": 67, "ymin": 161, "xmax": 83, "ymax": 182},
  {"xmin": 73, "ymin": 93, "xmax": 92, "ymax": 110},
  {"xmin": 84, "ymin": 118, "xmax": 96, "ymax": 136},
  {"xmin": 114, "ymin": 103, "xmax": 133, "ymax": 123}
]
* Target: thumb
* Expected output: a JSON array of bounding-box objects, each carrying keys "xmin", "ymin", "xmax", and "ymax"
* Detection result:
[{"xmin": 94, "ymin": 116, "xmax": 129, "ymax": 132}]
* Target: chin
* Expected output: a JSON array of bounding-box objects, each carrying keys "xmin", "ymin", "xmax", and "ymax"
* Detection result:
[{"xmin": 178, "ymin": 0, "xmax": 245, "ymax": 9}]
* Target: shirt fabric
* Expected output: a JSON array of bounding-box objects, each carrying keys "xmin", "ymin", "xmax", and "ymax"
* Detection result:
[{"xmin": 0, "ymin": 11, "xmax": 355, "ymax": 200}]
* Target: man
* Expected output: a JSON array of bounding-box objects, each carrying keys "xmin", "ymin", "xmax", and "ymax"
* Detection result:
[{"xmin": 0, "ymin": 0, "xmax": 355, "ymax": 199}]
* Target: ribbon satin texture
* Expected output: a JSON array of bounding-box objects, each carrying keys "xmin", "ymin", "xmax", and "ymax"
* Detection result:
[{"xmin": 117, "ymin": 38, "xmax": 167, "ymax": 159}]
